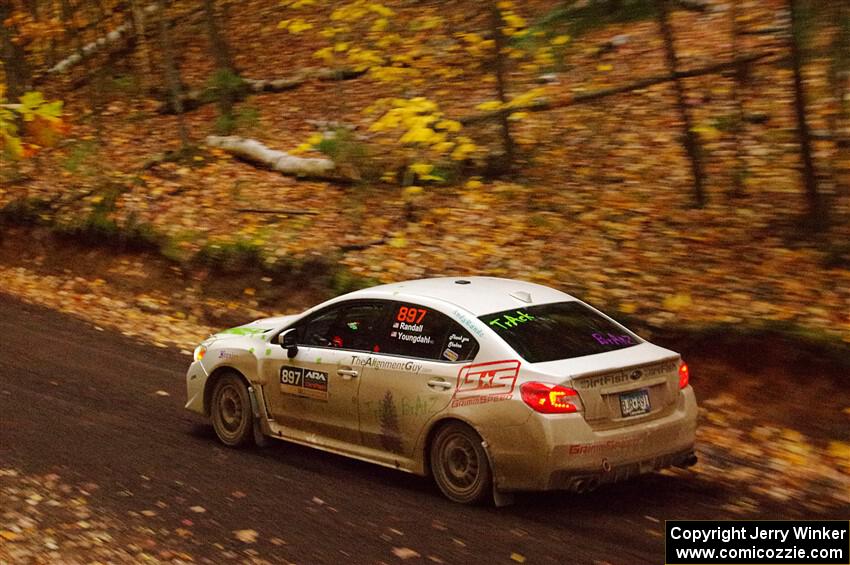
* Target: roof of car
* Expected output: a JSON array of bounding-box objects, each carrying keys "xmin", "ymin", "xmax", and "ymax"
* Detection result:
[{"xmin": 344, "ymin": 276, "xmax": 577, "ymax": 316}]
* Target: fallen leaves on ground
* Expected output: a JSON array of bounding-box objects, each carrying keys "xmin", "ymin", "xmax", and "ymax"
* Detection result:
[
  {"xmin": 233, "ymin": 529, "xmax": 259, "ymax": 544},
  {"xmin": 392, "ymin": 546, "xmax": 421, "ymax": 560},
  {"xmin": 680, "ymin": 395, "xmax": 850, "ymax": 514}
]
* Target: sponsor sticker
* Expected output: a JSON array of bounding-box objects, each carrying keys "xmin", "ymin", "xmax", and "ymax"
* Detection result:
[
  {"xmin": 591, "ymin": 332, "xmax": 634, "ymax": 346},
  {"xmin": 349, "ymin": 355, "xmax": 424, "ymax": 374},
  {"xmin": 451, "ymin": 359, "xmax": 520, "ymax": 408},
  {"xmin": 452, "ymin": 309, "xmax": 485, "ymax": 338},
  {"xmin": 574, "ymin": 361, "xmax": 677, "ymax": 389},
  {"xmin": 447, "ymin": 333, "xmax": 470, "ymax": 350},
  {"xmin": 280, "ymin": 365, "xmax": 329, "ymax": 400}
]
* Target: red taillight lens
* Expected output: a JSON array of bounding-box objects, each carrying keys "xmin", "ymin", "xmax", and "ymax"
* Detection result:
[
  {"xmin": 520, "ymin": 382, "xmax": 580, "ymax": 414},
  {"xmin": 678, "ymin": 362, "xmax": 690, "ymax": 389}
]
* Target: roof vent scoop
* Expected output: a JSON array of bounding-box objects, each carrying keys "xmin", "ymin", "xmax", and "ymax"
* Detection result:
[
  {"xmin": 455, "ymin": 279, "xmax": 471, "ymax": 285},
  {"xmin": 510, "ymin": 290, "xmax": 532, "ymax": 303}
]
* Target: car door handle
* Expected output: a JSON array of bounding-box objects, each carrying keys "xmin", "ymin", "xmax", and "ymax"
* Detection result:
[
  {"xmin": 427, "ymin": 379, "xmax": 454, "ymax": 391},
  {"xmin": 337, "ymin": 368, "xmax": 359, "ymax": 379}
]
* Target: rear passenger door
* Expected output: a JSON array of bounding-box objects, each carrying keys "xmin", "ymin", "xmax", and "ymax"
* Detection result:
[{"xmin": 357, "ymin": 302, "xmax": 479, "ymax": 462}]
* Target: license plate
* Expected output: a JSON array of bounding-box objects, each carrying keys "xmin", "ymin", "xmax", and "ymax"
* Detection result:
[{"xmin": 620, "ymin": 389, "xmax": 651, "ymax": 417}]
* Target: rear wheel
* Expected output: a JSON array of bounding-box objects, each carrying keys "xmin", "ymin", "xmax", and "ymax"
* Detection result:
[
  {"xmin": 211, "ymin": 373, "xmax": 253, "ymax": 447},
  {"xmin": 430, "ymin": 422, "xmax": 492, "ymax": 504}
]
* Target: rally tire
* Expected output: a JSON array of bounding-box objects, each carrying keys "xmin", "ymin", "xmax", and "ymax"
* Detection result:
[
  {"xmin": 430, "ymin": 422, "xmax": 492, "ymax": 505},
  {"xmin": 210, "ymin": 373, "xmax": 254, "ymax": 447}
]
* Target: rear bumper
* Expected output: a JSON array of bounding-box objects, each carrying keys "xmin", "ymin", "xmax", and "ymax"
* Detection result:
[
  {"xmin": 547, "ymin": 447, "xmax": 697, "ymax": 492},
  {"xmin": 482, "ymin": 387, "xmax": 698, "ymax": 492}
]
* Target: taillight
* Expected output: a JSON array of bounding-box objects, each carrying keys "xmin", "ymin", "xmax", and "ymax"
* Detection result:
[
  {"xmin": 678, "ymin": 362, "xmax": 689, "ymax": 389},
  {"xmin": 520, "ymin": 382, "xmax": 581, "ymax": 414}
]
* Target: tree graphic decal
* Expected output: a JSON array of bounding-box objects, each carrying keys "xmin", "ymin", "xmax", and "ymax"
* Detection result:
[{"xmin": 379, "ymin": 390, "xmax": 403, "ymax": 454}]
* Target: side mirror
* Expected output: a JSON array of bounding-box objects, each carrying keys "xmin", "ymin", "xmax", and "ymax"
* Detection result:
[{"xmin": 278, "ymin": 328, "xmax": 299, "ymax": 359}]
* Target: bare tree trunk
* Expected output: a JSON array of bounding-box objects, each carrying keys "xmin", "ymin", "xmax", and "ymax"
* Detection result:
[
  {"xmin": 0, "ymin": 3, "xmax": 31, "ymax": 100},
  {"xmin": 129, "ymin": 0, "xmax": 154, "ymax": 92},
  {"xmin": 488, "ymin": 1, "xmax": 516, "ymax": 174},
  {"xmin": 828, "ymin": 0, "xmax": 850, "ymax": 196},
  {"xmin": 729, "ymin": 0, "xmax": 748, "ymax": 197},
  {"xmin": 655, "ymin": 0, "xmax": 706, "ymax": 207},
  {"xmin": 789, "ymin": 0, "xmax": 824, "ymax": 227},
  {"xmin": 203, "ymin": 0, "xmax": 238, "ymax": 126},
  {"xmin": 156, "ymin": 0, "xmax": 190, "ymax": 151},
  {"xmin": 203, "ymin": 0, "xmax": 233, "ymax": 72}
]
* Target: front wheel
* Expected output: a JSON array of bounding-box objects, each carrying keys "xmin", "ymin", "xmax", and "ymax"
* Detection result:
[
  {"xmin": 430, "ymin": 422, "xmax": 492, "ymax": 504},
  {"xmin": 210, "ymin": 373, "xmax": 254, "ymax": 447}
]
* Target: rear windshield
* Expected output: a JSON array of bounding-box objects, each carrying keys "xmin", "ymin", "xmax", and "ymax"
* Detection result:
[{"xmin": 479, "ymin": 301, "xmax": 640, "ymax": 363}]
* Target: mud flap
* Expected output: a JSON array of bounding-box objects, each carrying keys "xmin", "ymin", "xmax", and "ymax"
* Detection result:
[
  {"xmin": 481, "ymin": 440, "xmax": 515, "ymax": 507},
  {"xmin": 247, "ymin": 385, "xmax": 270, "ymax": 448}
]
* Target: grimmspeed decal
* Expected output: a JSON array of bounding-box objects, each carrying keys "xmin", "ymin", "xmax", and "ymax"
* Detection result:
[
  {"xmin": 280, "ymin": 365, "xmax": 329, "ymax": 401},
  {"xmin": 451, "ymin": 359, "xmax": 521, "ymax": 408}
]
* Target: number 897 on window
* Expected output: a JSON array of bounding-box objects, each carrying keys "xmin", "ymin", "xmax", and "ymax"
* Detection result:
[{"xmin": 397, "ymin": 306, "xmax": 427, "ymax": 324}]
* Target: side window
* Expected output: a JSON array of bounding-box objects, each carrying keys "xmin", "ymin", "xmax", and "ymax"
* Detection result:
[
  {"xmin": 296, "ymin": 301, "xmax": 389, "ymax": 352},
  {"xmin": 327, "ymin": 303, "xmax": 388, "ymax": 352},
  {"xmin": 298, "ymin": 307, "xmax": 341, "ymax": 347},
  {"xmin": 443, "ymin": 324, "xmax": 478, "ymax": 362},
  {"xmin": 379, "ymin": 302, "xmax": 479, "ymax": 361}
]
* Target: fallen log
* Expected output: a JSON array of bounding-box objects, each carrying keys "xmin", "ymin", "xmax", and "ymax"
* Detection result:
[
  {"xmin": 47, "ymin": 3, "xmax": 159, "ymax": 76},
  {"xmin": 159, "ymin": 67, "xmax": 366, "ymax": 114},
  {"xmin": 461, "ymin": 51, "xmax": 777, "ymax": 125},
  {"xmin": 206, "ymin": 135, "xmax": 335, "ymax": 178}
]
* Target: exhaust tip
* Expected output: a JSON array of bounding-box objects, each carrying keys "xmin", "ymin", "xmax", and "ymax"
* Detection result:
[
  {"xmin": 675, "ymin": 452, "xmax": 698, "ymax": 468},
  {"xmin": 572, "ymin": 477, "xmax": 601, "ymax": 494}
]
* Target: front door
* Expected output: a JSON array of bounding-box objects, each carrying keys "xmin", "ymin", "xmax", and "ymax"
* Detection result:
[{"xmin": 263, "ymin": 301, "xmax": 391, "ymax": 448}]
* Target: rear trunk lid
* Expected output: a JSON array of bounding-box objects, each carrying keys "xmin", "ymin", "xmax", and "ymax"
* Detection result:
[{"xmin": 533, "ymin": 342, "xmax": 681, "ymax": 429}]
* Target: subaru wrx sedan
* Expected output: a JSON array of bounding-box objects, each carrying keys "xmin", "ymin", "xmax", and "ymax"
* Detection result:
[{"xmin": 186, "ymin": 277, "xmax": 697, "ymax": 504}]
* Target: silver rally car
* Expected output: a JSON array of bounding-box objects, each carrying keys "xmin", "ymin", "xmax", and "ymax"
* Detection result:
[{"xmin": 186, "ymin": 277, "xmax": 697, "ymax": 504}]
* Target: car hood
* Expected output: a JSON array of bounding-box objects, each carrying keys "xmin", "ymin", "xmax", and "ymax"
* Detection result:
[
  {"xmin": 242, "ymin": 314, "xmax": 301, "ymax": 330},
  {"xmin": 208, "ymin": 314, "xmax": 301, "ymax": 342}
]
